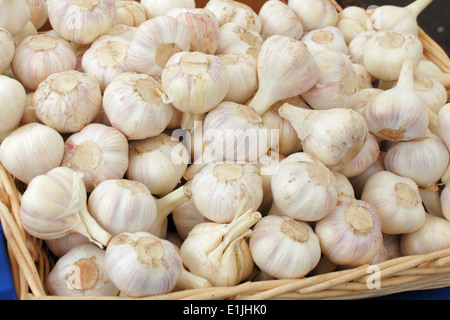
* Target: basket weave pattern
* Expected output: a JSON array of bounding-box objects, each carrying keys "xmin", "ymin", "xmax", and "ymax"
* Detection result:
[{"xmin": 1, "ymin": 0, "xmax": 450, "ymax": 300}]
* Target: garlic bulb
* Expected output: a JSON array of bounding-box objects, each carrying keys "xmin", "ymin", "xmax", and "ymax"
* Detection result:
[
  {"xmin": 336, "ymin": 6, "xmax": 369, "ymax": 44},
  {"xmin": 315, "ymin": 196, "xmax": 383, "ymax": 266},
  {"xmin": 287, "ymin": 0, "xmax": 338, "ymax": 32},
  {"xmin": 301, "ymin": 50, "xmax": 359, "ymax": 110},
  {"xmin": 140, "ymin": 0, "xmax": 195, "ymax": 19},
  {"xmin": 414, "ymin": 75, "xmax": 447, "ymax": 115},
  {"xmin": 215, "ymin": 22, "xmax": 263, "ymax": 59},
  {"xmin": 161, "ymin": 51, "xmax": 229, "ymax": 130},
  {"xmin": 126, "ymin": 133, "xmax": 189, "ymax": 197},
  {"xmin": 259, "ymin": 0, "xmax": 303, "ymax": 40},
  {"xmin": 400, "ymin": 214, "xmax": 450, "ymax": 256},
  {"xmin": 45, "ymin": 233, "xmax": 90, "ymax": 258},
  {"xmin": 270, "ymin": 152, "xmax": 338, "ymax": 221},
  {"xmin": 27, "ymin": 0, "xmax": 48, "ymax": 30},
  {"xmin": 218, "ymin": 53, "xmax": 258, "ymax": 104},
  {"xmin": 247, "ymin": 35, "xmax": 320, "ymax": 116},
  {"xmin": 384, "ymin": 131, "xmax": 449, "ymax": 188},
  {"xmin": 351, "ymin": 88, "xmax": 383, "ymax": 115},
  {"xmin": 104, "ymin": 23, "xmax": 136, "ymax": 41},
  {"xmin": 348, "ymin": 30, "xmax": 376, "ymax": 65},
  {"xmin": 33, "ymin": 70, "xmax": 102, "ymax": 134},
  {"xmin": 115, "ymin": 0, "xmax": 146, "ymax": 27},
  {"xmin": 191, "ymin": 162, "xmax": 263, "ymax": 223},
  {"xmin": 81, "ymin": 35, "xmax": 134, "ymax": 92},
  {"xmin": 383, "ymin": 234, "xmax": 402, "ymax": 260},
  {"xmin": 438, "ymin": 103, "xmax": 450, "ymax": 152},
  {"xmin": 204, "ymin": 0, "xmax": 261, "ymax": 33},
  {"xmin": 334, "ymin": 172, "xmax": 355, "ymax": 198},
  {"xmin": 47, "ymin": 0, "xmax": 116, "ymax": 45},
  {"xmin": 20, "ymin": 166, "xmax": 112, "ymax": 248},
  {"xmin": 0, "ymin": 123, "xmax": 64, "ymax": 185},
  {"xmin": 415, "ymin": 60, "xmax": 450, "ymax": 88},
  {"xmin": 440, "ymin": 183, "xmax": 450, "ymax": 221},
  {"xmin": 353, "ymin": 63, "xmax": 374, "ymax": 90},
  {"xmin": 166, "ymin": 8, "xmax": 220, "ymax": 55},
  {"xmin": 180, "ymin": 206, "xmax": 261, "ymax": 287},
  {"xmin": 338, "ymin": 132, "xmax": 380, "ymax": 178},
  {"xmin": 363, "ymin": 60, "xmax": 429, "ymax": 142},
  {"xmin": 20, "ymin": 92, "xmax": 40, "ymax": 125},
  {"xmin": 301, "ymin": 27, "xmax": 349, "ymax": 55},
  {"xmin": 0, "ymin": 75, "xmax": 26, "ymax": 141},
  {"xmin": 249, "ymin": 215, "xmax": 321, "ymax": 279},
  {"xmin": 361, "ymin": 170, "xmax": 426, "ymax": 234},
  {"xmin": 127, "ymin": 15, "xmax": 191, "ymax": 77},
  {"xmin": 46, "ymin": 243, "xmax": 120, "ymax": 297},
  {"xmin": 13, "ymin": 21, "xmax": 38, "ymax": 46},
  {"xmin": 61, "ymin": 123, "xmax": 129, "ymax": 193},
  {"xmin": 279, "ymin": 103, "xmax": 369, "ymax": 171},
  {"xmin": 103, "ymin": 72, "xmax": 174, "ymax": 140},
  {"xmin": 368, "ymin": 0, "xmax": 433, "ymax": 36},
  {"xmin": 363, "ymin": 30, "xmax": 423, "ymax": 82},
  {"xmin": 0, "ymin": 28, "xmax": 14, "ymax": 75},
  {"xmin": 0, "ymin": 0, "xmax": 30, "ymax": 36},
  {"xmin": 349, "ymin": 152, "xmax": 385, "ymax": 198},
  {"xmin": 11, "ymin": 34, "xmax": 77, "ymax": 91},
  {"xmin": 105, "ymin": 232, "xmax": 183, "ymax": 297}
]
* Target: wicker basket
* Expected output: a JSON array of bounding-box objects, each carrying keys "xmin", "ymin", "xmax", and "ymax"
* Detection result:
[{"xmin": 1, "ymin": 0, "xmax": 450, "ymax": 301}]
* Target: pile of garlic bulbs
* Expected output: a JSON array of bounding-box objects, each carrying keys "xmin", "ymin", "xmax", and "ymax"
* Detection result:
[{"xmin": 1, "ymin": 0, "xmax": 450, "ymax": 298}]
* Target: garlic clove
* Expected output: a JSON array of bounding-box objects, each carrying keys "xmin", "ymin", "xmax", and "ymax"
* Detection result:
[
  {"xmin": 0, "ymin": 75, "xmax": 26, "ymax": 141},
  {"xmin": 0, "ymin": 123, "xmax": 64, "ymax": 185},
  {"xmin": 259, "ymin": 0, "xmax": 304, "ymax": 40},
  {"xmin": 249, "ymin": 215, "xmax": 321, "ymax": 279},
  {"xmin": 0, "ymin": 28, "xmax": 15, "ymax": 75},
  {"xmin": 336, "ymin": 6, "xmax": 370, "ymax": 44},
  {"xmin": 287, "ymin": 0, "xmax": 338, "ymax": 32},
  {"xmin": 301, "ymin": 26, "xmax": 349, "ymax": 55}
]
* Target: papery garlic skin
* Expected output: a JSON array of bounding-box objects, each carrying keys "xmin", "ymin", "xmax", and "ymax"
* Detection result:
[
  {"xmin": 127, "ymin": 133, "xmax": 188, "ymax": 197},
  {"xmin": 270, "ymin": 152, "xmax": 338, "ymax": 221},
  {"xmin": 0, "ymin": 28, "xmax": 14, "ymax": 75},
  {"xmin": 61, "ymin": 123, "xmax": 129, "ymax": 193},
  {"xmin": 33, "ymin": 70, "xmax": 102, "ymax": 134},
  {"xmin": 216, "ymin": 22, "xmax": 263, "ymax": 59},
  {"xmin": 140, "ymin": 0, "xmax": 195, "ymax": 19},
  {"xmin": 103, "ymin": 72, "xmax": 174, "ymax": 140},
  {"xmin": 115, "ymin": 0, "xmax": 146, "ymax": 27},
  {"xmin": 0, "ymin": 75, "xmax": 26, "ymax": 141},
  {"xmin": 250, "ymin": 215, "xmax": 321, "ymax": 279},
  {"xmin": 191, "ymin": 162, "xmax": 263, "ymax": 224},
  {"xmin": 0, "ymin": 123, "xmax": 64, "ymax": 185},
  {"xmin": 47, "ymin": 0, "xmax": 116, "ymax": 45},
  {"xmin": 361, "ymin": 171, "xmax": 426, "ymax": 234},
  {"xmin": 11, "ymin": 34, "xmax": 77, "ymax": 91},
  {"xmin": 287, "ymin": 0, "xmax": 338, "ymax": 32},
  {"xmin": 127, "ymin": 15, "xmax": 191, "ymax": 77},
  {"xmin": 259, "ymin": 0, "xmax": 303, "ymax": 40},
  {"xmin": 400, "ymin": 214, "xmax": 450, "ymax": 256},
  {"xmin": 0, "ymin": 0, "xmax": 30, "ymax": 37},
  {"xmin": 336, "ymin": 6, "xmax": 369, "ymax": 44},
  {"xmin": 315, "ymin": 196, "xmax": 383, "ymax": 266},
  {"xmin": 46, "ymin": 243, "xmax": 120, "ymax": 297},
  {"xmin": 27, "ymin": 0, "xmax": 48, "ymax": 30},
  {"xmin": 105, "ymin": 232, "xmax": 183, "ymax": 297},
  {"xmin": 205, "ymin": 0, "xmax": 261, "ymax": 33},
  {"xmin": 301, "ymin": 27, "xmax": 349, "ymax": 55}
]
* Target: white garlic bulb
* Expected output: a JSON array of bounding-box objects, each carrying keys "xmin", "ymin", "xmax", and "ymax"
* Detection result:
[
  {"xmin": 115, "ymin": 0, "xmax": 146, "ymax": 27},
  {"xmin": 279, "ymin": 103, "xmax": 369, "ymax": 171},
  {"xmin": 105, "ymin": 232, "xmax": 183, "ymax": 297},
  {"xmin": 11, "ymin": 34, "xmax": 77, "ymax": 91},
  {"xmin": 61, "ymin": 123, "xmax": 129, "ymax": 193},
  {"xmin": 20, "ymin": 167, "xmax": 112, "ymax": 248},
  {"xmin": 0, "ymin": 28, "xmax": 14, "ymax": 75},
  {"xmin": 301, "ymin": 27, "xmax": 349, "ymax": 55},
  {"xmin": 46, "ymin": 243, "xmax": 120, "ymax": 297},
  {"xmin": 250, "ymin": 215, "xmax": 321, "ymax": 279},
  {"xmin": 161, "ymin": 51, "xmax": 229, "ymax": 130},
  {"xmin": 351, "ymin": 88, "xmax": 383, "ymax": 115},
  {"xmin": 400, "ymin": 214, "xmax": 450, "ymax": 256},
  {"xmin": 81, "ymin": 35, "xmax": 134, "ymax": 92},
  {"xmin": 215, "ymin": 22, "xmax": 263, "ymax": 59},
  {"xmin": 0, "ymin": 75, "xmax": 26, "ymax": 141},
  {"xmin": 126, "ymin": 133, "xmax": 188, "ymax": 197},
  {"xmin": 259, "ymin": 0, "xmax": 303, "ymax": 40},
  {"xmin": 334, "ymin": 172, "xmax": 356, "ymax": 198},
  {"xmin": 104, "ymin": 23, "xmax": 137, "ymax": 40},
  {"xmin": 13, "ymin": 21, "xmax": 38, "ymax": 46},
  {"xmin": 247, "ymin": 35, "xmax": 320, "ymax": 116},
  {"xmin": 140, "ymin": 0, "xmax": 195, "ymax": 19},
  {"xmin": 414, "ymin": 75, "xmax": 447, "ymax": 115},
  {"xmin": 315, "ymin": 196, "xmax": 383, "ymax": 266},
  {"xmin": 27, "ymin": 0, "xmax": 48, "ymax": 30},
  {"xmin": 33, "ymin": 70, "xmax": 102, "ymax": 134},
  {"xmin": 270, "ymin": 152, "xmax": 338, "ymax": 221},
  {"xmin": 440, "ymin": 183, "xmax": 450, "ymax": 221},
  {"xmin": 127, "ymin": 15, "xmax": 191, "ymax": 77},
  {"xmin": 336, "ymin": 6, "xmax": 369, "ymax": 44},
  {"xmin": 361, "ymin": 170, "xmax": 426, "ymax": 234},
  {"xmin": 191, "ymin": 162, "xmax": 263, "ymax": 224},
  {"xmin": 348, "ymin": 30, "xmax": 376, "ymax": 65},
  {"xmin": 363, "ymin": 59, "xmax": 429, "ymax": 142},
  {"xmin": 0, "ymin": 123, "xmax": 64, "ymax": 185},
  {"xmin": 47, "ymin": 0, "xmax": 116, "ymax": 45},
  {"xmin": 45, "ymin": 233, "xmax": 90, "ymax": 258},
  {"xmin": 0, "ymin": 0, "xmax": 30, "ymax": 37},
  {"xmin": 180, "ymin": 206, "xmax": 261, "ymax": 287},
  {"xmin": 301, "ymin": 50, "xmax": 359, "ymax": 110},
  {"xmin": 438, "ymin": 103, "xmax": 450, "ymax": 152},
  {"xmin": 287, "ymin": 0, "xmax": 338, "ymax": 32},
  {"xmin": 349, "ymin": 152, "xmax": 385, "ymax": 199}
]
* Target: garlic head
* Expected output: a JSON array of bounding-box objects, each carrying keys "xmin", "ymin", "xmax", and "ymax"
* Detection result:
[
  {"xmin": 0, "ymin": 28, "xmax": 14, "ymax": 75},
  {"xmin": 0, "ymin": 75, "xmax": 26, "ymax": 141}
]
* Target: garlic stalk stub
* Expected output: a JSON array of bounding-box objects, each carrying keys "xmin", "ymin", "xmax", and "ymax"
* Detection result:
[
  {"xmin": 105, "ymin": 232, "xmax": 183, "ymax": 297},
  {"xmin": 279, "ymin": 103, "xmax": 369, "ymax": 170},
  {"xmin": 46, "ymin": 243, "xmax": 120, "ymax": 297},
  {"xmin": 0, "ymin": 75, "xmax": 26, "ymax": 141},
  {"xmin": 250, "ymin": 215, "xmax": 321, "ymax": 279},
  {"xmin": 20, "ymin": 167, "xmax": 112, "ymax": 248},
  {"xmin": 247, "ymin": 35, "xmax": 319, "ymax": 116}
]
